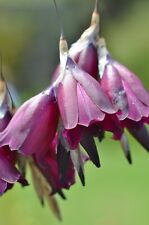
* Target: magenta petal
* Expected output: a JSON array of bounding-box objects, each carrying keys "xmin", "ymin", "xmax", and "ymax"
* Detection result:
[
  {"xmin": 67, "ymin": 58, "xmax": 115, "ymax": 114},
  {"xmin": 122, "ymin": 80, "xmax": 149, "ymax": 121},
  {"xmin": 101, "ymin": 114, "xmax": 123, "ymax": 140},
  {"xmin": 0, "ymin": 179, "xmax": 7, "ymax": 195},
  {"xmin": 101, "ymin": 64, "xmax": 128, "ymax": 120},
  {"xmin": 0, "ymin": 94, "xmax": 42, "ymax": 151},
  {"xmin": 63, "ymin": 125, "xmax": 84, "ymax": 149},
  {"xmin": 0, "ymin": 154, "xmax": 20, "ymax": 183},
  {"xmin": 77, "ymin": 83, "xmax": 105, "ymax": 126},
  {"xmin": 57, "ymin": 74, "xmax": 78, "ymax": 129},
  {"xmin": 36, "ymin": 136, "xmax": 75, "ymax": 191},
  {"xmin": 76, "ymin": 43, "xmax": 98, "ymax": 79},
  {"xmin": 0, "ymin": 90, "xmax": 59, "ymax": 155},
  {"xmin": 114, "ymin": 61, "xmax": 149, "ymax": 106}
]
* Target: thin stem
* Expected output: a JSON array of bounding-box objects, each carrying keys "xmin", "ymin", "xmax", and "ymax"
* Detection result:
[
  {"xmin": 94, "ymin": 0, "xmax": 99, "ymax": 13},
  {"xmin": 0, "ymin": 53, "xmax": 4, "ymax": 81},
  {"xmin": 53, "ymin": 0, "xmax": 64, "ymax": 38}
]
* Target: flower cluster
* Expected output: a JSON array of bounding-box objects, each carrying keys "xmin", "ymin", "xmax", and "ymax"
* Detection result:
[{"xmin": 0, "ymin": 0, "xmax": 149, "ymax": 219}]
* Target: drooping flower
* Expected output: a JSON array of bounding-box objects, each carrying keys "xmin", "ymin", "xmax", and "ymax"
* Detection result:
[
  {"xmin": 0, "ymin": 87, "xmax": 59, "ymax": 156},
  {"xmin": 54, "ymin": 37, "xmax": 116, "ymax": 131},
  {"xmin": 50, "ymin": 0, "xmax": 132, "ymax": 165},
  {"xmin": 0, "ymin": 76, "xmax": 27, "ymax": 195},
  {"xmin": 51, "ymin": 0, "xmax": 134, "ymax": 165},
  {"xmin": 98, "ymin": 37, "xmax": 149, "ymax": 151},
  {"xmin": 50, "ymin": 36, "xmax": 119, "ymax": 167}
]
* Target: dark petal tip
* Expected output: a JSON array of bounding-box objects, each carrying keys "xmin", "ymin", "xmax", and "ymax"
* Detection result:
[
  {"xmin": 18, "ymin": 177, "xmax": 29, "ymax": 187},
  {"xmin": 51, "ymin": 189, "xmax": 67, "ymax": 200},
  {"xmin": 40, "ymin": 199, "xmax": 45, "ymax": 206},
  {"xmin": 57, "ymin": 190, "xmax": 67, "ymax": 200},
  {"xmin": 126, "ymin": 152, "xmax": 132, "ymax": 165},
  {"xmin": 80, "ymin": 132, "xmax": 101, "ymax": 168},
  {"xmin": 128, "ymin": 125, "xmax": 149, "ymax": 153},
  {"xmin": 120, "ymin": 134, "xmax": 132, "ymax": 165},
  {"xmin": 95, "ymin": 161, "xmax": 101, "ymax": 168},
  {"xmin": 78, "ymin": 168, "xmax": 85, "ymax": 186}
]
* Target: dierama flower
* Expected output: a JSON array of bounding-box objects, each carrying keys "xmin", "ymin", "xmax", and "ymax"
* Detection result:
[
  {"xmin": 0, "ymin": 76, "xmax": 27, "ymax": 195},
  {"xmin": 51, "ymin": 35, "xmax": 118, "ymax": 168},
  {"xmin": 51, "ymin": 0, "xmax": 131, "ymax": 165},
  {"xmin": 52, "ymin": 0, "xmax": 132, "ymax": 165},
  {"xmin": 55, "ymin": 36, "xmax": 116, "ymax": 131},
  {"xmin": 98, "ymin": 37, "xmax": 149, "ymax": 151},
  {"xmin": 0, "ymin": 87, "xmax": 59, "ymax": 156}
]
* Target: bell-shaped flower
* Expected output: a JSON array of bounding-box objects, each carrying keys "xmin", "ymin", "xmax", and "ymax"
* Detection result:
[
  {"xmin": 0, "ymin": 77, "xmax": 27, "ymax": 195},
  {"xmin": 98, "ymin": 37, "xmax": 149, "ymax": 121},
  {"xmin": 52, "ymin": 3, "xmax": 126, "ymax": 159},
  {"xmin": 98, "ymin": 37, "xmax": 149, "ymax": 152},
  {"xmin": 52, "ymin": 35, "xmax": 131, "ymax": 165},
  {"xmin": 54, "ymin": 37, "xmax": 116, "ymax": 131},
  {"xmin": 0, "ymin": 87, "xmax": 59, "ymax": 156}
]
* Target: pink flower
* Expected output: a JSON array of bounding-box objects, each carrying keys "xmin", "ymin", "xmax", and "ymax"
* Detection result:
[
  {"xmin": 98, "ymin": 38, "xmax": 149, "ymax": 152},
  {"xmin": 0, "ymin": 147, "xmax": 22, "ymax": 195},
  {"xmin": 54, "ymin": 37, "xmax": 115, "ymax": 130},
  {"xmin": 0, "ymin": 77, "xmax": 27, "ymax": 195},
  {"xmin": 0, "ymin": 87, "xmax": 59, "ymax": 156}
]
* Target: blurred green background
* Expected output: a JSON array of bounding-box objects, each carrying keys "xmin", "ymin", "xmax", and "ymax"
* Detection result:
[{"xmin": 0, "ymin": 0, "xmax": 149, "ymax": 225}]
